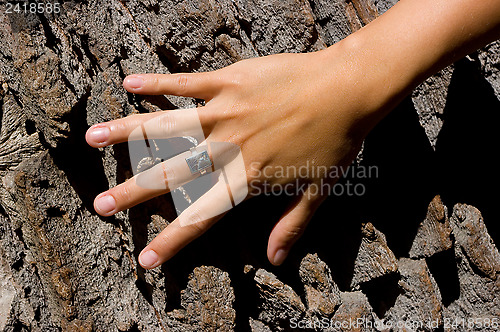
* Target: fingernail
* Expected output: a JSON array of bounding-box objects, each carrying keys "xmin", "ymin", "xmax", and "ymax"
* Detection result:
[
  {"xmin": 88, "ymin": 126, "xmax": 110, "ymax": 143},
  {"xmin": 139, "ymin": 250, "xmax": 159, "ymax": 268},
  {"xmin": 125, "ymin": 76, "xmax": 144, "ymax": 89},
  {"xmin": 95, "ymin": 194, "xmax": 116, "ymax": 215},
  {"xmin": 273, "ymin": 249, "xmax": 288, "ymax": 266}
]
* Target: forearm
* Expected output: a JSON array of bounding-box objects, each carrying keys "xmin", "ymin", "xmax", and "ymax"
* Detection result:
[{"xmin": 321, "ymin": 0, "xmax": 500, "ymax": 125}]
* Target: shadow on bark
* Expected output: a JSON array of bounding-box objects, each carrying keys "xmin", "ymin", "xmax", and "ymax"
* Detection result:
[{"xmin": 436, "ymin": 57, "xmax": 500, "ymax": 244}]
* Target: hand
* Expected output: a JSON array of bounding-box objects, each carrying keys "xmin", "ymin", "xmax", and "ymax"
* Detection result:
[
  {"xmin": 85, "ymin": 0, "xmax": 500, "ymax": 269},
  {"xmin": 86, "ymin": 43, "xmax": 381, "ymax": 269}
]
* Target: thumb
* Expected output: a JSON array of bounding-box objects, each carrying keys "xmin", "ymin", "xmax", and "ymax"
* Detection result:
[{"xmin": 267, "ymin": 187, "xmax": 322, "ymax": 266}]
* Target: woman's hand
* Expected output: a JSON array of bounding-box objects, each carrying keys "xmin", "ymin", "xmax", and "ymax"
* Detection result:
[
  {"xmin": 86, "ymin": 0, "xmax": 500, "ymax": 269},
  {"xmin": 85, "ymin": 41, "xmax": 380, "ymax": 269}
]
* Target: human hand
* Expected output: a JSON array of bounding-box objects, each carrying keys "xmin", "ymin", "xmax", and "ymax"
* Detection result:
[
  {"xmin": 86, "ymin": 43, "xmax": 385, "ymax": 269},
  {"xmin": 85, "ymin": 0, "xmax": 500, "ymax": 269}
]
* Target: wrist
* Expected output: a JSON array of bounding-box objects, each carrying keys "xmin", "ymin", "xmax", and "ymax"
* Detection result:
[
  {"xmin": 315, "ymin": 32, "xmax": 406, "ymax": 133},
  {"xmin": 319, "ymin": 0, "xmax": 500, "ymax": 127}
]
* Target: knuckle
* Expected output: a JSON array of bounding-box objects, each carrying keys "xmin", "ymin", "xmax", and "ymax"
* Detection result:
[
  {"xmin": 156, "ymin": 232, "xmax": 175, "ymax": 252},
  {"xmin": 160, "ymin": 163, "xmax": 175, "ymax": 188},
  {"xmin": 158, "ymin": 112, "xmax": 176, "ymax": 135},
  {"xmin": 186, "ymin": 210, "xmax": 204, "ymax": 231},
  {"xmin": 222, "ymin": 61, "xmax": 257, "ymax": 89},
  {"xmin": 282, "ymin": 225, "xmax": 305, "ymax": 241},
  {"xmin": 223, "ymin": 71, "xmax": 245, "ymax": 90},
  {"xmin": 189, "ymin": 220, "xmax": 205, "ymax": 234},
  {"xmin": 109, "ymin": 119, "xmax": 129, "ymax": 137},
  {"xmin": 113, "ymin": 183, "xmax": 133, "ymax": 205},
  {"xmin": 151, "ymin": 76, "xmax": 160, "ymax": 90},
  {"xmin": 175, "ymin": 74, "xmax": 190, "ymax": 94},
  {"xmin": 112, "ymin": 114, "xmax": 142, "ymax": 139}
]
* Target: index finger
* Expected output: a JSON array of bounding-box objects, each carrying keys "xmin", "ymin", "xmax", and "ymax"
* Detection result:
[{"xmin": 123, "ymin": 72, "xmax": 224, "ymax": 100}]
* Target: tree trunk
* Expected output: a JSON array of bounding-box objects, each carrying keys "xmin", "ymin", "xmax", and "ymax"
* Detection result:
[{"xmin": 0, "ymin": 0, "xmax": 499, "ymax": 331}]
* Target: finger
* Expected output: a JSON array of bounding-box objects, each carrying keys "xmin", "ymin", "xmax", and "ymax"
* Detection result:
[
  {"xmin": 210, "ymin": 141, "xmax": 248, "ymax": 206},
  {"xmin": 135, "ymin": 147, "xmax": 206, "ymax": 190},
  {"xmin": 123, "ymin": 73, "xmax": 223, "ymax": 100},
  {"xmin": 94, "ymin": 139, "xmax": 243, "ymax": 215},
  {"xmin": 178, "ymin": 172, "xmax": 234, "ymax": 227},
  {"xmin": 93, "ymin": 147, "xmax": 195, "ymax": 216},
  {"xmin": 135, "ymin": 139, "xmax": 248, "ymax": 192},
  {"xmin": 93, "ymin": 175, "xmax": 166, "ymax": 217},
  {"xmin": 138, "ymin": 175, "xmax": 234, "ymax": 269},
  {"xmin": 86, "ymin": 107, "xmax": 210, "ymax": 148},
  {"xmin": 95, "ymin": 133, "xmax": 250, "ymax": 216},
  {"xmin": 267, "ymin": 187, "xmax": 321, "ymax": 266}
]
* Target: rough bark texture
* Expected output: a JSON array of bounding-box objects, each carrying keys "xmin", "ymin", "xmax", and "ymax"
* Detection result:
[
  {"xmin": 409, "ymin": 195, "xmax": 452, "ymax": 259},
  {"xmin": 0, "ymin": 0, "xmax": 499, "ymax": 331}
]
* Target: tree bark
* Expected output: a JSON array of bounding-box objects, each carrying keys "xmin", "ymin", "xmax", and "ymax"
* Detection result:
[{"xmin": 0, "ymin": 0, "xmax": 499, "ymax": 331}]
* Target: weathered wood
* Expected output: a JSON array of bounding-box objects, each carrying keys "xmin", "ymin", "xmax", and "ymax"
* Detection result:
[{"xmin": 0, "ymin": 1, "xmax": 499, "ymax": 331}]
